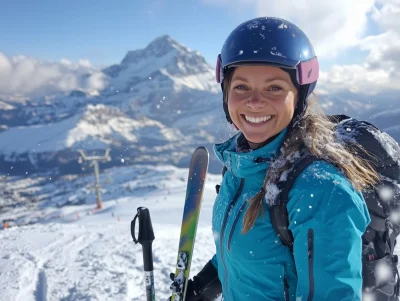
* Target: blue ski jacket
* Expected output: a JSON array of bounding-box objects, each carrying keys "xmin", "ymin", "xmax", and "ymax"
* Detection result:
[{"xmin": 210, "ymin": 129, "xmax": 370, "ymax": 301}]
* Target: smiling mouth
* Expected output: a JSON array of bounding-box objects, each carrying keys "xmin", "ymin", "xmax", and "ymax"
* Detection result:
[{"xmin": 241, "ymin": 114, "xmax": 275, "ymax": 124}]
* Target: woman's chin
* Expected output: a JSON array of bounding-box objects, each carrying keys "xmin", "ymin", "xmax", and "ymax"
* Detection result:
[{"xmin": 242, "ymin": 133, "xmax": 272, "ymax": 145}]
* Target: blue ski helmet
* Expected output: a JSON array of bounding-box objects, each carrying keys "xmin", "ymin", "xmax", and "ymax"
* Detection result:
[{"xmin": 215, "ymin": 17, "xmax": 319, "ymax": 124}]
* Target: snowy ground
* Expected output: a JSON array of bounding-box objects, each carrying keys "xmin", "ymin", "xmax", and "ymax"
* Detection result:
[
  {"xmin": 0, "ymin": 165, "xmax": 221, "ymax": 301},
  {"xmin": 2, "ymin": 163, "xmax": 400, "ymax": 301}
]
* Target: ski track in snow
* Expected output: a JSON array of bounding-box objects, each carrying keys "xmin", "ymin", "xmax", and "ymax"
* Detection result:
[
  {"xmin": 0, "ymin": 222, "xmax": 216, "ymax": 301},
  {"xmin": 0, "ymin": 171, "xmax": 220, "ymax": 301}
]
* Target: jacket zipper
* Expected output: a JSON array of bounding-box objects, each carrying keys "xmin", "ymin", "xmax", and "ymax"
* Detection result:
[
  {"xmin": 227, "ymin": 201, "xmax": 247, "ymax": 251},
  {"xmin": 307, "ymin": 228, "xmax": 314, "ymax": 301},
  {"xmin": 219, "ymin": 178, "xmax": 244, "ymax": 300},
  {"xmin": 284, "ymin": 274, "xmax": 290, "ymax": 301}
]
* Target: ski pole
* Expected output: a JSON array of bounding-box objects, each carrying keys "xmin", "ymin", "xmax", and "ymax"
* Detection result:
[{"xmin": 131, "ymin": 207, "xmax": 155, "ymax": 301}]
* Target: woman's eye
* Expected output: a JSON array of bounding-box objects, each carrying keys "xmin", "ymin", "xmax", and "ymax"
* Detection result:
[
  {"xmin": 269, "ymin": 86, "xmax": 282, "ymax": 91},
  {"xmin": 233, "ymin": 85, "xmax": 248, "ymax": 91}
]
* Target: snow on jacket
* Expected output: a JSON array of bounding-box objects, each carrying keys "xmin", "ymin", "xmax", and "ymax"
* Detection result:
[{"xmin": 210, "ymin": 129, "xmax": 371, "ymax": 301}]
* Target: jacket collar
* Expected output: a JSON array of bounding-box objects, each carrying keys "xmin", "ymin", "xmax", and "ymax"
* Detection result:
[{"xmin": 213, "ymin": 129, "xmax": 287, "ymax": 178}]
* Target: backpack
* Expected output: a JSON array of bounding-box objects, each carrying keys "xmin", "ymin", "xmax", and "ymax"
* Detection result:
[{"xmin": 216, "ymin": 114, "xmax": 400, "ymax": 300}]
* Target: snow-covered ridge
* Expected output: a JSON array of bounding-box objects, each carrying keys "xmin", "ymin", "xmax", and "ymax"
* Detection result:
[{"xmin": 0, "ymin": 104, "xmax": 187, "ymax": 154}]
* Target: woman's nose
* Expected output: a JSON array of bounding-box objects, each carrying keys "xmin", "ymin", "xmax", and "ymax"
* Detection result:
[{"xmin": 246, "ymin": 92, "xmax": 266, "ymax": 109}]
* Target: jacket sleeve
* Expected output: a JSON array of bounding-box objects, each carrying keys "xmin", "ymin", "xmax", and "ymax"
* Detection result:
[
  {"xmin": 286, "ymin": 161, "xmax": 370, "ymax": 301},
  {"xmin": 211, "ymin": 254, "xmax": 218, "ymax": 269}
]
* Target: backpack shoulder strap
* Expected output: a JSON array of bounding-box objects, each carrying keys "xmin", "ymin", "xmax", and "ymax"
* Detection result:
[
  {"xmin": 270, "ymin": 154, "xmax": 321, "ymax": 248},
  {"xmin": 327, "ymin": 114, "xmax": 351, "ymax": 123},
  {"xmin": 215, "ymin": 166, "xmax": 228, "ymax": 194},
  {"xmin": 280, "ymin": 154, "xmax": 321, "ymax": 206}
]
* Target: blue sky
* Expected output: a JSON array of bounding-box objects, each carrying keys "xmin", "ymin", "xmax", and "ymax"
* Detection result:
[
  {"xmin": 0, "ymin": 0, "xmax": 380, "ymax": 69},
  {"xmin": 0, "ymin": 0, "xmax": 252, "ymax": 67},
  {"xmin": 1, "ymin": 0, "xmax": 399, "ymax": 98}
]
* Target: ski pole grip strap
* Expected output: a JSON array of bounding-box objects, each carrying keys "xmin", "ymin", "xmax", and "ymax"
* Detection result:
[
  {"xmin": 131, "ymin": 213, "xmax": 139, "ymax": 244},
  {"xmin": 131, "ymin": 207, "xmax": 155, "ymax": 245},
  {"xmin": 131, "ymin": 207, "xmax": 155, "ymax": 272}
]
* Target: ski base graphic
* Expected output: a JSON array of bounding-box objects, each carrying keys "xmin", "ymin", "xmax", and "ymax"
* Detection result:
[{"xmin": 170, "ymin": 147, "xmax": 209, "ymax": 301}]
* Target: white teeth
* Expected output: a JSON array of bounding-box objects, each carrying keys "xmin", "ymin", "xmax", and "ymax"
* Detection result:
[{"xmin": 245, "ymin": 115, "xmax": 272, "ymax": 123}]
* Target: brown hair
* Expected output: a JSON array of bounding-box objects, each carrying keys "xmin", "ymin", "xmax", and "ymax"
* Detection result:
[{"xmin": 222, "ymin": 67, "xmax": 380, "ymax": 234}]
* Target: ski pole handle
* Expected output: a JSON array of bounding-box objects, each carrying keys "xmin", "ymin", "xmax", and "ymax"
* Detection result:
[{"xmin": 131, "ymin": 207, "xmax": 155, "ymax": 301}]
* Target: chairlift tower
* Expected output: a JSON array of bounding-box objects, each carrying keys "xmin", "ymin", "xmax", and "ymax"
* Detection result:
[{"xmin": 78, "ymin": 149, "xmax": 111, "ymax": 209}]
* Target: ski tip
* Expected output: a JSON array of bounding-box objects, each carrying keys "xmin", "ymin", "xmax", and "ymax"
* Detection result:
[{"xmin": 194, "ymin": 146, "xmax": 209, "ymax": 153}]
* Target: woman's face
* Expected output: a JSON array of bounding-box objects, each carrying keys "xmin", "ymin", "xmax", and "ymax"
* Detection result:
[{"xmin": 227, "ymin": 65, "xmax": 298, "ymax": 149}]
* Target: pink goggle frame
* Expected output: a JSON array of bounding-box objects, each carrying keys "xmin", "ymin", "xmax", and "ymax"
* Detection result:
[{"xmin": 215, "ymin": 54, "xmax": 319, "ymax": 86}]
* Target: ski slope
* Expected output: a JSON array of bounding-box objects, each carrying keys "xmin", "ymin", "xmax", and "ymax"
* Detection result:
[
  {"xmin": 0, "ymin": 166, "xmax": 221, "ymax": 301},
  {"xmin": 2, "ymin": 163, "xmax": 400, "ymax": 301}
]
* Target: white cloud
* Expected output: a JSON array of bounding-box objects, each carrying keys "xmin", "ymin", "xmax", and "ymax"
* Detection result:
[
  {"xmin": 359, "ymin": 30, "xmax": 400, "ymax": 70},
  {"xmin": 203, "ymin": 0, "xmax": 375, "ymax": 57},
  {"xmin": 372, "ymin": 0, "xmax": 400, "ymax": 33},
  {"xmin": 204, "ymin": 0, "xmax": 400, "ymax": 95},
  {"xmin": 369, "ymin": 0, "xmax": 400, "ymax": 70},
  {"xmin": 0, "ymin": 53, "xmax": 109, "ymax": 98},
  {"xmin": 317, "ymin": 64, "xmax": 399, "ymax": 95},
  {"xmin": 318, "ymin": 0, "xmax": 400, "ymax": 95}
]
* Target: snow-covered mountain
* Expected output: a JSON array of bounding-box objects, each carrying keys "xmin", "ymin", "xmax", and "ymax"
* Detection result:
[
  {"xmin": 318, "ymin": 92, "xmax": 400, "ymax": 142},
  {"xmin": 0, "ymin": 35, "xmax": 230, "ymax": 177},
  {"xmin": 0, "ymin": 34, "xmax": 398, "ymax": 179},
  {"xmin": 369, "ymin": 108, "xmax": 400, "ymax": 142},
  {"xmin": 102, "ymin": 35, "xmax": 217, "ymax": 92}
]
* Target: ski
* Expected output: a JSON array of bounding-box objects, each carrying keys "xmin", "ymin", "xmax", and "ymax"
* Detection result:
[{"xmin": 170, "ymin": 146, "xmax": 209, "ymax": 301}]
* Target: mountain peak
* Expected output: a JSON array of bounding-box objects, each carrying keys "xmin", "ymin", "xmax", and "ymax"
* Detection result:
[
  {"xmin": 120, "ymin": 35, "xmax": 193, "ymax": 66},
  {"xmin": 103, "ymin": 35, "xmax": 212, "ymax": 81},
  {"xmin": 145, "ymin": 35, "xmax": 191, "ymax": 57}
]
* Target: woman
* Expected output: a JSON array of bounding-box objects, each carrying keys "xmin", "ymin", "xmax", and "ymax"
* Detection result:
[{"xmin": 169, "ymin": 17, "xmax": 379, "ymax": 301}]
